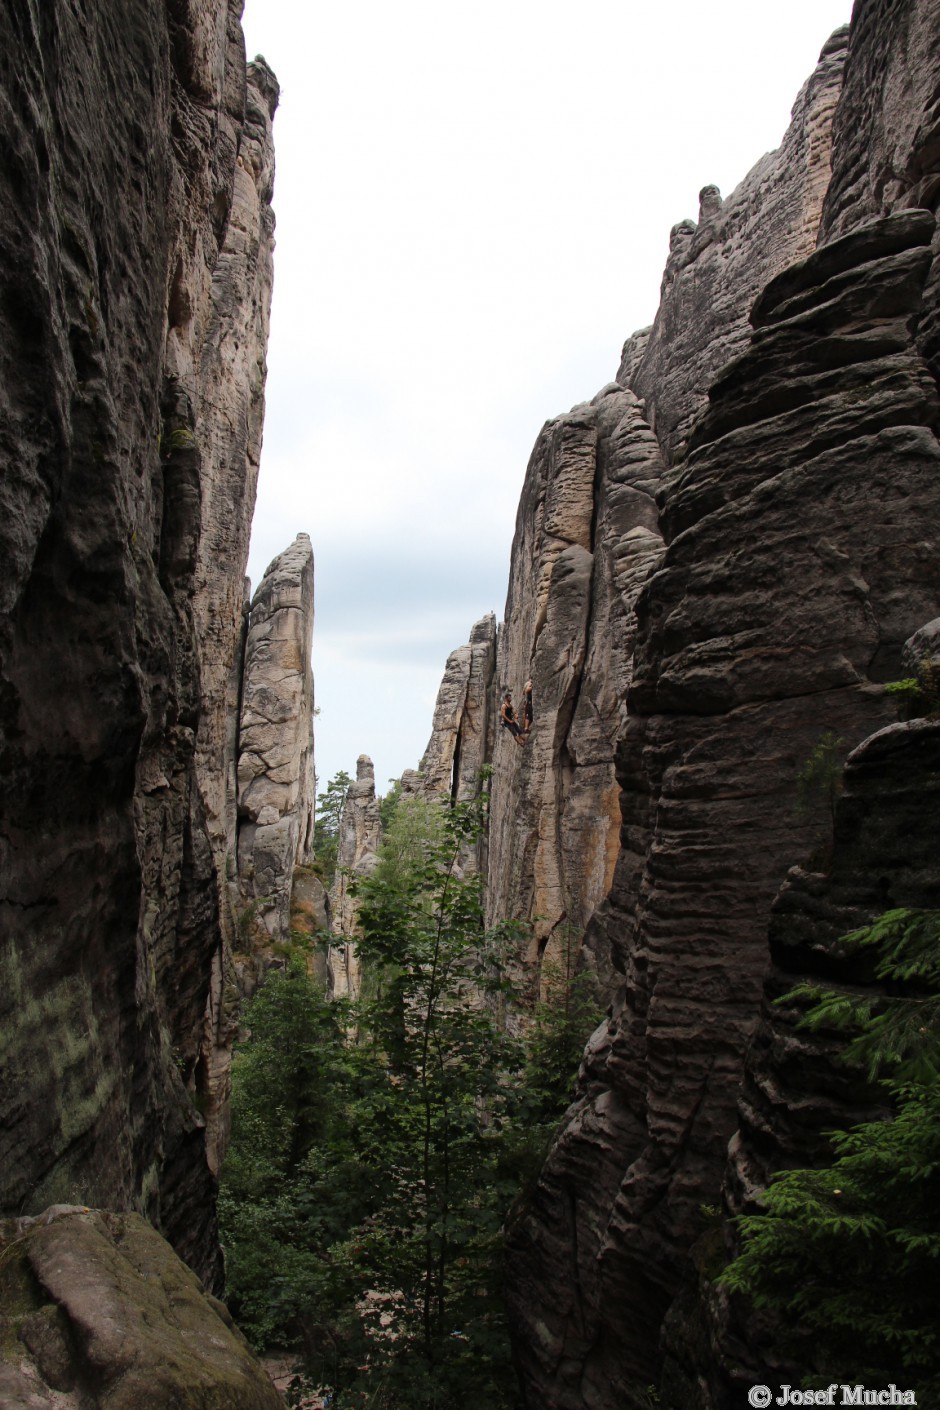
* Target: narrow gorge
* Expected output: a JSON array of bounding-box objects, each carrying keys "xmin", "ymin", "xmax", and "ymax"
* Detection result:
[{"xmin": 1, "ymin": 0, "xmax": 939, "ymax": 1407}]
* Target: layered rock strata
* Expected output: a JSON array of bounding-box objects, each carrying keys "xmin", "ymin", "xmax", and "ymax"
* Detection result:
[
  {"xmin": 327, "ymin": 755, "xmax": 383, "ymax": 1001},
  {"xmin": 236, "ymin": 534, "xmax": 316, "ymax": 944},
  {"xmin": 0, "ymin": 0, "xmax": 276, "ymax": 1283},
  {"xmin": 508, "ymin": 202, "xmax": 940, "ymax": 1410},
  {"xmin": 0, "ymin": 1206, "xmax": 283, "ymax": 1410},
  {"xmin": 624, "ymin": 29, "xmax": 848, "ymax": 464},
  {"xmin": 503, "ymin": 10, "xmax": 940, "ymax": 1397},
  {"xmin": 485, "ymin": 387, "xmax": 665, "ymax": 999},
  {"xmin": 660, "ymin": 702, "xmax": 940, "ymax": 1406}
]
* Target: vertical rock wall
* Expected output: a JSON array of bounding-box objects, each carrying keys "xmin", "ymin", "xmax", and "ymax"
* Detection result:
[
  {"xmin": 500, "ymin": 6, "xmax": 940, "ymax": 1404},
  {"xmin": 327, "ymin": 755, "xmax": 383, "ymax": 1001},
  {"xmin": 625, "ymin": 29, "xmax": 848, "ymax": 465},
  {"xmin": 419, "ymin": 614, "xmax": 497, "ymax": 807},
  {"xmin": 0, "ymin": 0, "xmax": 276, "ymax": 1283},
  {"xmin": 485, "ymin": 387, "xmax": 665, "ymax": 997},
  {"xmin": 236, "ymin": 533, "xmax": 316, "ymax": 945}
]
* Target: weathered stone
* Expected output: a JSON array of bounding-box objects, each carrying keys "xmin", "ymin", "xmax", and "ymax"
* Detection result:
[
  {"xmin": 0, "ymin": 0, "xmax": 276, "ymax": 1284},
  {"xmin": 327, "ymin": 756, "xmax": 383, "ymax": 1000},
  {"xmin": 485, "ymin": 384, "xmax": 665, "ymax": 1001},
  {"xmin": 505, "ymin": 205, "xmax": 940, "ymax": 1408},
  {"xmin": 419, "ymin": 614, "xmax": 497, "ymax": 807},
  {"xmin": 236, "ymin": 534, "xmax": 315, "ymax": 944},
  {"xmin": 624, "ymin": 29, "xmax": 848, "ymax": 465},
  {"xmin": 658, "ymin": 710, "xmax": 940, "ymax": 1407},
  {"xmin": 0, "ymin": 1208, "xmax": 284, "ymax": 1409},
  {"xmin": 818, "ymin": 0, "xmax": 940, "ymax": 384}
]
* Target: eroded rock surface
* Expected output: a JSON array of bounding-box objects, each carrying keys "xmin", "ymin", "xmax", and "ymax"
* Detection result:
[
  {"xmin": 237, "ymin": 534, "xmax": 316, "ymax": 944},
  {"xmin": 419, "ymin": 615, "xmax": 497, "ymax": 806},
  {"xmin": 0, "ymin": 1207, "xmax": 283, "ymax": 1409},
  {"xmin": 660, "ymin": 704, "xmax": 940, "ymax": 1407},
  {"xmin": 327, "ymin": 755, "xmax": 383, "ymax": 1001},
  {"xmin": 624, "ymin": 29, "xmax": 847, "ymax": 464},
  {"xmin": 503, "ymin": 12, "xmax": 940, "ymax": 1396},
  {"xmin": 0, "ymin": 0, "xmax": 276, "ymax": 1282},
  {"xmin": 485, "ymin": 385, "xmax": 665, "ymax": 998}
]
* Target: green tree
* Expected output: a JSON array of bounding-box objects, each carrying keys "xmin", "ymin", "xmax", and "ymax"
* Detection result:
[
  {"xmin": 720, "ymin": 909, "xmax": 940, "ymax": 1393},
  {"xmin": 795, "ymin": 729, "xmax": 845, "ymax": 830},
  {"xmin": 219, "ymin": 957, "xmax": 368, "ymax": 1350},
  {"xmin": 336, "ymin": 793, "xmax": 525, "ymax": 1407},
  {"xmin": 523, "ymin": 926, "xmax": 602, "ymax": 1124},
  {"xmin": 312, "ymin": 769, "xmax": 352, "ymax": 886},
  {"xmin": 222, "ymin": 797, "xmax": 529, "ymax": 1408}
]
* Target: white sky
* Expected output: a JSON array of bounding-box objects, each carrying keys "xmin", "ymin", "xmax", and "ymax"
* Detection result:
[{"xmin": 241, "ymin": 0, "xmax": 854, "ymax": 800}]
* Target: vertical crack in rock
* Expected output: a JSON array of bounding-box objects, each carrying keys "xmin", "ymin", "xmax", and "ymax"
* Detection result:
[{"xmin": 485, "ymin": 385, "xmax": 665, "ymax": 1006}]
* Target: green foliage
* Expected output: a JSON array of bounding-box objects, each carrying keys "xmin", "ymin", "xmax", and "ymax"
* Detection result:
[
  {"xmin": 378, "ymin": 778, "xmax": 403, "ymax": 832},
  {"xmin": 221, "ymin": 798, "xmax": 521, "ymax": 1407},
  {"xmin": 795, "ymin": 729, "xmax": 845, "ymax": 828},
  {"xmin": 221, "ymin": 786, "xmax": 597, "ymax": 1408},
  {"xmin": 786, "ymin": 909, "xmax": 940, "ymax": 1083},
  {"xmin": 219, "ymin": 957, "xmax": 362, "ymax": 1348},
  {"xmin": 886, "ymin": 660, "xmax": 940, "ymax": 720},
  {"xmin": 523, "ymin": 928, "xmax": 602, "ymax": 1126},
  {"xmin": 720, "ymin": 908, "xmax": 940, "ymax": 1392},
  {"xmin": 721, "ymin": 1082, "xmax": 940, "ymax": 1391},
  {"xmin": 311, "ymin": 770, "xmax": 352, "ymax": 887}
]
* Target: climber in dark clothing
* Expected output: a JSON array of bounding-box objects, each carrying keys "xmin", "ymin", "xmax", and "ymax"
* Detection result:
[
  {"xmin": 522, "ymin": 678, "xmax": 533, "ymax": 736},
  {"xmin": 500, "ymin": 692, "xmax": 525, "ymax": 747}
]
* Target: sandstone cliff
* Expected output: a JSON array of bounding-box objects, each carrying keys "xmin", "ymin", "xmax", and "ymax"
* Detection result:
[
  {"xmin": 236, "ymin": 533, "xmax": 316, "ymax": 946},
  {"xmin": 485, "ymin": 387, "xmax": 665, "ymax": 999},
  {"xmin": 0, "ymin": 0, "xmax": 277, "ymax": 1286},
  {"xmin": 326, "ymin": 755, "xmax": 383, "ymax": 1001},
  {"xmin": 419, "ymin": 614, "xmax": 497, "ymax": 808},
  {"xmin": 497, "ymin": 5, "xmax": 940, "ymax": 1404},
  {"xmin": 658, "ymin": 633, "xmax": 940, "ymax": 1406}
]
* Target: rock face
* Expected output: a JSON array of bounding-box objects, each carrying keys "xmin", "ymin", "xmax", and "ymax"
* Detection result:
[
  {"xmin": 419, "ymin": 614, "xmax": 497, "ymax": 807},
  {"xmin": 485, "ymin": 387, "xmax": 665, "ymax": 997},
  {"xmin": 658, "ymin": 703, "xmax": 940, "ymax": 1407},
  {"xmin": 236, "ymin": 534, "xmax": 316, "ymax": 945},
  {"xmin": 0, "ymin": 1206, "xmax": 284, "ymax": 1409},
  {"xmin": 327, "ymin": 756, "xmax": 383, "ymax": 1000},
  {"xmin": 625, "ymin": 28, "xmax": 848, "ymax": 465},
  {"xmin": 500, "ymin": 7, "xmax": 940, "ymax": 1405},
  {"xmin": 817, "ymin": 0, "xmax": 940, "ymax": 386},
  {"xmin": 0, "ymin": 0, "xmax": 276, "ymax": 1285}
]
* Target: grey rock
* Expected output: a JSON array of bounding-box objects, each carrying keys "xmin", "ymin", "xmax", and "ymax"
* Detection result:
[
  {"xmin": 327, "ymin": 756, "xmax": 383, "ymax": 1000},
  {"xmin": 506, "ymin": 209, "xmax": 940, "ymax": 1410},
  {"xmin": 236, "ymin": 534, "xmax": 316, "ymax": 943},
  {"xmin": 0, "ymin": 0, "xmax": 277, "ymax": 1283},
  {"xmin": 485, "ymin": 385, "xmax": 665, "ymax": 1001},
  {"xmin": 419, "ymin": 614, "xmax": 498, "ymax": 810},
  {"xmin": 624, "ymin": 28, "xmax": 848, "ymax": 465}
]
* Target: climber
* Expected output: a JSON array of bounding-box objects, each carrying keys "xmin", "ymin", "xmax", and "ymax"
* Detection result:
[
  {"xmin": 522, "ymin": 678, "xmax": 533, "ymax": 736},
  {"xmin": 500, "ymin": 691, "xmax": 526, "ymax": 747}
]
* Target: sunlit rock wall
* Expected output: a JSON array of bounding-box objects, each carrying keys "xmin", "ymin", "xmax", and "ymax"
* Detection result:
[
  {"xmin": 419, "ymin": 614, "xmax": 497, "ymax": 806},
  {"xmin": 485, "ymin": 387, "xmax": 665, "ymax": 1000},
  {"xmin": 0, "ymin": 0, "xmax": 276, "ymax": 1285}
]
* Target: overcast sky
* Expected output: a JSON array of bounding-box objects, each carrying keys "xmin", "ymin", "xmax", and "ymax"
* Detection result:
[{"xmin": 241, "ymin": 0, "xmax": 854, "ymax": 801}]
